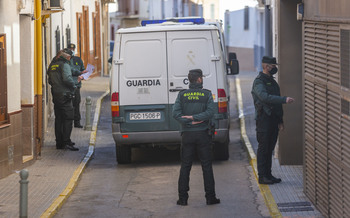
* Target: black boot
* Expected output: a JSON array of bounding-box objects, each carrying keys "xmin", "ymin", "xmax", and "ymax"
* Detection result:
[
  {"xmin": 206, "ymin": 197, "xmax": 220, "ymax": 205},
  {"xmin": 66, "ymin": 144, "xmax": 79, "ymax": 151},
  {"xmin": 269, "ymin": 175, "xmax": 282, "ymax": 183},
  {"xmin": 176, "ymin": 198, "xmax": 188, "ymax": 206},
  {"xmin": 258, "ymin": 176, "xmax": 274, "ymax": 185}
]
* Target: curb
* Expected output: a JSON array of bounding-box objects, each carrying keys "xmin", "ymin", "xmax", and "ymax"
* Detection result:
[
  {"xmin": 40, "ymin": 89, "xmax": 110, "ymax": 218},
  {"xmin": 235, "ymin": 77, "xmax": 282, "ymax": 218}
]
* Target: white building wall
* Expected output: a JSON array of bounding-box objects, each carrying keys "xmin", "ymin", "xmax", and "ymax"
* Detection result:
[
  {"xmin": 51, "ymin": 13, "xmax": 62, "ymax": 57},
  {"xmin": 227, "ymin": 7, "xmax": 257, "ymax": 49},
  {"xmin": 139, "ymin": 0, "xmax": 150, "ymax": 19},
  {"xmin": 20, "ymin": 15, "xmax": 35, "ymax": 105},
  {"xmin": 50, "ymin": 0, "xmax": 98, "ymax": 58},
  {"xmin": 149, "ymin": 0, "xmax": 162, "ymax": 19},
  {"xmin": 203, "ymin": 0, "xmax": 220, "ymax": 20},
  {"xmin": 164, "ymin": 0, "xmax": 173, "ymax": 18},
  {"xmin": 226, "ymin": 6, "xmax": 264, "ymax": 71},
  {"xmin": 0, "ymin": 1, "xmax": 22, "ymax": 113}
]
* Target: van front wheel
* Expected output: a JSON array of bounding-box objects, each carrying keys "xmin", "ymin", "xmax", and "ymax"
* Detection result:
[
  {"xmin": 116, "ymin": 144, "xmax": 131, "ymax": 164},
  {"xmin": 213, "ymin": 135, "xmax": 229, "ymax": 160}
]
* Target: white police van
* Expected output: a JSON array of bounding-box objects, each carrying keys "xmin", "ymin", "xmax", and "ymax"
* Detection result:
[{"xmin": 111, "ymin": 18, "xmax": 239, "ymax": 163}]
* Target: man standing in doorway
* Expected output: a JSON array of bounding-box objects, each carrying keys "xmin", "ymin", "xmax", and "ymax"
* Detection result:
[
  {"xmin": 251, "ymin": 56, "xmax": 295, "ymax": 184},
  {"xmin": 67, "ymin": 43, "xmax": 86, "ymax": 128},
  {"xmin": 173, "ymin": 69, "xmax": 220, "ymax": 206}
]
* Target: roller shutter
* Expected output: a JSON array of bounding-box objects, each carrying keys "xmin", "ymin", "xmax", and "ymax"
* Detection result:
[{"xmin": 303, "ymin": 21, "xmax": 350, "ymax": 217}]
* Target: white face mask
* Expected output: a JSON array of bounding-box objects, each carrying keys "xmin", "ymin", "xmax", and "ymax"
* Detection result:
[{"xmin": 72, "ymin": 51, "xmax": 75, "ymax": 56}]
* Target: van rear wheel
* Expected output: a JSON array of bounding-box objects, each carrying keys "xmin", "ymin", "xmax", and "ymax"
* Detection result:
[
  {"xmin": 116, "ymin": 144, "xmax": 131, "ymax": 164},
  {"xmin": 213, "ymin": 134, "xmax": 229, "ymax": 160}
]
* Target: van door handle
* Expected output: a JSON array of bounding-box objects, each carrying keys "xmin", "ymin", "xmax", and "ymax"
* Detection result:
[{"xmin": 169, "ymin": 88, "xmax": 184, "ymax": 92}]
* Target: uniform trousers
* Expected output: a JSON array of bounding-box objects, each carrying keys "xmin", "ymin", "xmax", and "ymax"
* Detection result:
[
  {"xmin": 178, "ymin": 130, "xmax": 216, "ymax": 200},
  {"xmin": 54, "ymin": 99, "xmax": 74, "ymax": 147},
  {"xmin": 73, "ymin": 87, "xmax": 81, "ymax": 124},
  {"xmin": 256, "ymin": 112, "xmax": 279, "ymax": 178}
]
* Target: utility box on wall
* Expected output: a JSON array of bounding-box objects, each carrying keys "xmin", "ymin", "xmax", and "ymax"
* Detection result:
[{"xmin": 44, "ymin": 0, "xmax": 64, "ymax": 10}]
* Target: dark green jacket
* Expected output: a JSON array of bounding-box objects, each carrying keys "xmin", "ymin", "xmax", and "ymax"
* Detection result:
[
  {"xmin": 172, "ymin": 83, "xmax": 215, "ymax": 132},
  {"xmin": 251, "ymin": 72, "xmax": 286, "ymax": 124},
  {"xmin": 48, "ymin": 56, "xmax": 76, "ymax": 104},
  {"xmin": 70, "ymin": 56, "xmax": 85, "ymax": 88}
]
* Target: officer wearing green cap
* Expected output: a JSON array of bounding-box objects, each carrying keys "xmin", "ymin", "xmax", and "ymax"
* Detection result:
[
  {"xmin": 67, "ymin": 43, "xmax": 87, "ymax": 128},
  {"xmin": 47, "ymin": 49, "xmax": 80, "ymax": 151},
  {"xmin": 172, "ymin": 69, "xmax": 220, "ymax": 206},
  {"xmin": 251, "ymin": 56, "xmax": 295, "ymax": 184}
]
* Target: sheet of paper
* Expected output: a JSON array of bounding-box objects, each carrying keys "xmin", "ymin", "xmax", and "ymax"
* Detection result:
[{"xmin": 82, "ymin": 64, "xmax": 94, "ymax": 80}]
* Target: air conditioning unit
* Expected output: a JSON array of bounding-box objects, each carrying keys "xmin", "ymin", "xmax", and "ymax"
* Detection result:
[
  {"xmin": 19, "ymin": 0, "xmax": 34, "ymax": 15},
  {"xmin": 45, "ymin": 0, "xmax": 63, "ymax": 10}
]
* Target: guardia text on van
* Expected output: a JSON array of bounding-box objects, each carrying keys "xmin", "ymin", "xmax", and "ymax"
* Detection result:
[{"xmin": 126, "ymin": 79, "xmax": 161, "ymax": 87}]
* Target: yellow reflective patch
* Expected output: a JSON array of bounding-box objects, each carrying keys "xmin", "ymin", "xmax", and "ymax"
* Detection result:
[
  {"xmin": 183, "ymin": 92, "xmax": 204, "ymax": 97},
  {"xmin": 50, "ymin": 64, "xmax": 59, "ymax": 71}
]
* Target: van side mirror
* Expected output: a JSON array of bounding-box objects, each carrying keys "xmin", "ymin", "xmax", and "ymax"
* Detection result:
[{"xmin": 227, "ymin": 52, "xmax": 239, "ymax": 75}]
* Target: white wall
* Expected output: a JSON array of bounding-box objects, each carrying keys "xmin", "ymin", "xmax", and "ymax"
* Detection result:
[
  {"xmin": 149, "ymin": 0, "xmax": 162, "ymax": 19},
  {"xmin": 20, "ymin": 15, "xmax": 34, "ymax": 104},
  {"xmin": 227, "ymin": 7, "xmax": 258, "ymax": 49},
  {"xmin": 50, "ymin": 0, "xmax": 98, "ymax": 58},
  {"xmin": 139, "ymin": 0, "xmax": 150, "ymax": 19},
  {"xmin": 0, "ymin": 1, "xmax": 22, "ymax": 112}
]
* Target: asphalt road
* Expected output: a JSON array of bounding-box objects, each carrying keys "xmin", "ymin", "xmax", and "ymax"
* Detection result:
[{"xmin": 54, "ymin": 75, "xmax": 269, "ymax": 218}]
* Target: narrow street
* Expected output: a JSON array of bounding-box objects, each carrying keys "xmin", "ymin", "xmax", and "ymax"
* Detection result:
[{"xmin": 54, "ymin": 76, "xmax": 269, "ymax": 218}]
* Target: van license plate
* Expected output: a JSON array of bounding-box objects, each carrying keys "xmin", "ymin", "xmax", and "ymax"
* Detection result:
[{"xmin": 130, "ymin": 112, "xmax": 161, "ymax": 120}]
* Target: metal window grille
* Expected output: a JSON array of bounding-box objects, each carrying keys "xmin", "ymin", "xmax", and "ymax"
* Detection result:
[
  {"xmin": 66, "ymin": 24, "xmax": 71, "ymax": 46},
  {"xmin": 55, "ymin": 26, "xmax": 60, "ymax": 53},
  {"xmin": 244, "ymin": 6, "xmax": 249, "ymax": 30}
]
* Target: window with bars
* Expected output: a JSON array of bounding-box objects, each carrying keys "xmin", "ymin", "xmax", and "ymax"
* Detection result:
[
  {"xmin": 66, "ymin": 24, "xmax": 71, "ymax": 46},
  {"xmin": 55, "ymin": 26, "xmax": 61, "ymax": 53},
  {"xmin": 0, "ymin": 34, "xmax": 8, "ymax": 125}
]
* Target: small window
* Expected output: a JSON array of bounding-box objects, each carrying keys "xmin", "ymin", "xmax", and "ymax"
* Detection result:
[
  {"xmin": 0, "ymin": 34, "xmax": 8, "ymax": 125},
  {"xmin": 244, "ymin": 6, "xmax": 249, "ymax": 30}
]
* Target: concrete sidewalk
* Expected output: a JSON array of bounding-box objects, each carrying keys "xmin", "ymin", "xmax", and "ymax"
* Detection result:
[
  {"xmin": 0, "ymin": 77, "xmax": 109, "ymax": 218},
  {"xmin": 234, "ymin": 72, "xmax": 323, "ymax": 218}
]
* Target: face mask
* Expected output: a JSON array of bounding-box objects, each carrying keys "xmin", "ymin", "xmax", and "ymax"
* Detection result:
[
  {"xmin": 270, "ymin": 67, "xmax": 278, "ymax": 75},
  {"xmin": 72, "ymin": 51, "xmax": 75, "ymax": 56}
]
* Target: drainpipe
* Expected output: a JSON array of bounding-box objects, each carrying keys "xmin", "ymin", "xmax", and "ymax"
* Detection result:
[
  {"xmin": 34, "ymin": 0, "xmax": 43, "ymax": 156},
  {"xmin": 264, "ymin": 0, "xmax": 272, "ymax": 56}
]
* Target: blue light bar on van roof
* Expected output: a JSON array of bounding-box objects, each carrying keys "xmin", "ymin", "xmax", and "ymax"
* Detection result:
[{"xmin": 141, "ymin": 18, "xmax": 205, "ymax": 26}]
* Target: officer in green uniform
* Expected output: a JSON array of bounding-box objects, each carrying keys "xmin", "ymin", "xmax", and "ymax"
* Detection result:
[
  {"xmin": 251, "ymin": 56, "xmax": 294, "ymax": 184},
  {"xmin": 173, "ymin": 69, "xmax": 220, "ymax": 206},
  {"xmin": 67, "ymin": 43, "xmax": 87, "ymax": 128},
  {"xmin": 47, "ymin": 49, "xmax": 80, "ymax": 151}
]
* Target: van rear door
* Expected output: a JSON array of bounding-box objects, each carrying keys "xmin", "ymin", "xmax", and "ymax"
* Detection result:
[
  {"xmin": 118, "ymin": 32, "xmax": 169, "ymax": 132},
  {"xmin": 167, "ymin": 30, "xmax": 218, "ymax": 104}
]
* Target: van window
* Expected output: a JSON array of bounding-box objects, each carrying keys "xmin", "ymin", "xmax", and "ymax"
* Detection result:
[{"xmin": 124, "ymin": 39, "xmax": 163, "ymax": 79}]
